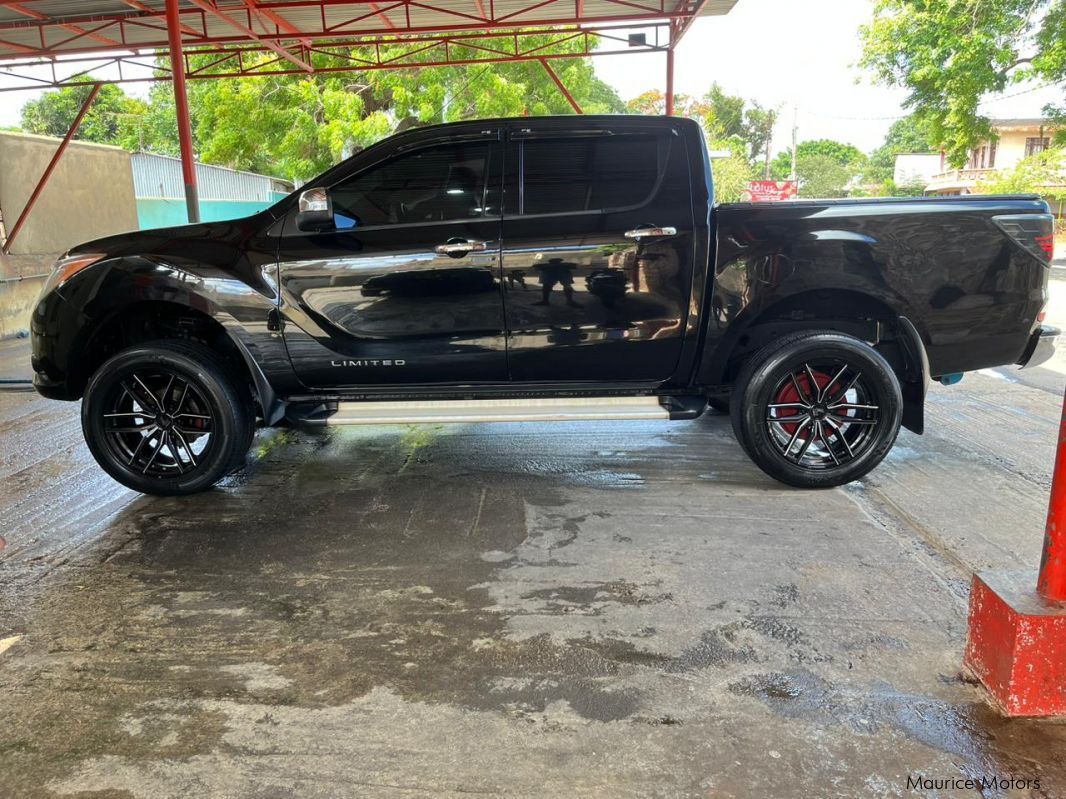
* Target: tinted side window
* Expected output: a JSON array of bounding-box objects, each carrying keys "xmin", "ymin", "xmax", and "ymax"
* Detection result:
[
  {"xmin": 330, "ymin": 142, "xmax": 490, "ymax": 228},
  {"xmin": 522, "ymin": 135, "xmax": 660, "ymax": 215}
]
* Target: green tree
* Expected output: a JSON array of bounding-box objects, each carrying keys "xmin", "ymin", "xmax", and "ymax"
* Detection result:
[
  {"xmin": 709, "ymin": 140, "xmax": 755, "ymax": 203},
  {"xmin": 20, "ymin": 84, "xmax": 149, "ymax": 149},
  {"xmin": 794, "ymin": 154, "xmax": 854, "ymax": 198},
  {"xmin": 864, "ymin": 115, "xmax": 938, "ymax": 183},
  {"xmin": 860, "ymin": 0, "xmax": 1066, "ymax": 167},
  {"xmin": 771, "ymin": 139, "xmax": 866, "ymax": 180},
  {"xmin": 979, "ymin": 147, "xmax": 1066, "ymax": 200},
  {"xmin": 628, "ymin": 83, "xmax": 778, "ymax": 164},
  {"xmin": 160, "ymin": 40, "xmax": 624, "ymax": 181}
]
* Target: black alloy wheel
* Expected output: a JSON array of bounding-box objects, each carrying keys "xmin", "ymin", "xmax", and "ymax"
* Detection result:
[
  {"xmin": 730, "ymin": 331, "xmax": 902, "ymax": 488},
  {"xmin": 82, "ymin": 340, "xmax": 254, "ymax": 495}
]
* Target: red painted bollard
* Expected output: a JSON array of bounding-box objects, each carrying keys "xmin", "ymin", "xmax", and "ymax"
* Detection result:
[
  {"xmin": 1037, "ymin": 398, "xmax": 1066, "ymax": 601},
  {"xmin": 964, "ymin": 386, "xmax": 1066, "ymax": 716}
]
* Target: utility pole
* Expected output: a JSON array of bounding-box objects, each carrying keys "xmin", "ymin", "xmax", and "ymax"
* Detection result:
[
  {"xmin": 763, "ymin": 109, "xmax": 776, "ymax": 180},
  {"xmin": 790, "ymin": 105, "xmax": 798, "ymax": 182}
]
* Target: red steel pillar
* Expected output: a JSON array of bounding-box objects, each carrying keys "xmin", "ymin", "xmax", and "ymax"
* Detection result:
[
  {"xmin": 664, "ymin": 46, "xmax": 675, "ymax": 116},
  {"xmin": 964, "ymin": 385, "xmax": 1066, "ymax": 716},
  {"xmin": 166, "ymin": 0, "xmax": 199, "ymax": 224},
  {"xmin": 1039, "ymin": 400, "xmax": 1066, "ymax": 601}
]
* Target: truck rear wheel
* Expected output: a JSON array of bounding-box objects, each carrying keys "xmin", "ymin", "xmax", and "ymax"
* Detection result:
[
  {"xmin": 82, "ymin": 340, "xmax": 255, "ymax": 496},
  {"xmin": 730, "ymin": 331, "xmax": 902, "ymax": 488}
]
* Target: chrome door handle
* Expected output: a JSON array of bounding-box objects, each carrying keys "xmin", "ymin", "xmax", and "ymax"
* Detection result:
[
  {"xmin": 435, "ymin": 240, "xmax": 488, "ymax": 256},
  {"xmin": 624, "ymin": 226, "xmax": 677, "ymax": 240}
]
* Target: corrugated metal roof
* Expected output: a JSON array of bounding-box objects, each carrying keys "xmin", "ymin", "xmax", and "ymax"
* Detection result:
[
  {"xmin": 130, "ymin": 152, "xmax": 293, "ymax": 201},
  {"xmin": 0, "ymin": 1, "xmax": 740, "ymax": 58}
]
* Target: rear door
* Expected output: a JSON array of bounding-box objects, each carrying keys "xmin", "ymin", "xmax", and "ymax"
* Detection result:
[
  {"xmin": 499, "ymin": 121, "xmax": 695, "ymax": 382},
  {"xmin": 276, "ymin": 127, "xmax": 508, "ymax": 387}
]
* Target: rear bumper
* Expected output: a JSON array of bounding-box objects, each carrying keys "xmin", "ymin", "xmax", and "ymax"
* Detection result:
[{"xmin": 1017, "ymin": 324, "xmax": 1060, "ymax": 369}]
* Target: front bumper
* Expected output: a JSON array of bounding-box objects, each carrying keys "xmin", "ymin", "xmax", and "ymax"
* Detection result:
[{"xmin": 1017, "ymin": 324, "xmax": 1060, "ymax": 369}]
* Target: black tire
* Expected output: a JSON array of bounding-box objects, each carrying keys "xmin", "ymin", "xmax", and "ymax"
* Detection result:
[
  {"xmin": 730, "ymin": 331, "xmax": 902, "ymax": 488},
  {"xmin": 81, "ymin": 340, "xmax": 255, "ymax": 496}
]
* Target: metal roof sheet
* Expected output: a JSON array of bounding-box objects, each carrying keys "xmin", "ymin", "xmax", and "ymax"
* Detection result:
[{"xmin": 0, "ymin": 0, "xmax": 738, "ymax": 60}]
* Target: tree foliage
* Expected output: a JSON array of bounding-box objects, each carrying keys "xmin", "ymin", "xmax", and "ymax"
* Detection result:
[
  {"xmin": 771, "ymin": 138, "xmax": 867, "ymax": 180},
  {"xmin": 20, "ymin": 84, "xmax": 149, "ymax": 149},
  {"xmin": 17, "ymin": 39, "xmax": 623, "ymax": 182},
  {"xmin": 860, "ymin": 0, "xmax": 1066, "ymax": 167},
  {"xmin": 979, "ymin": 146, "xmax": 1066, "ymax": 199},
  {"xmin": 864, "ymin": 115, "xmax": 938, "ymax": 183},
  {"xmin": 626, "ymin": 83, "xmax": 777, "ymax": 162},
  {"xmin": 793, "ymin": 154, "xmax": 855, "ymax": 198}
]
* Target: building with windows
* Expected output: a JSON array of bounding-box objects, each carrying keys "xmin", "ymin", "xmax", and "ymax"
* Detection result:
[{"xmin": 925, "ymin": 118, "xmax": 1062, "ymax": 198}]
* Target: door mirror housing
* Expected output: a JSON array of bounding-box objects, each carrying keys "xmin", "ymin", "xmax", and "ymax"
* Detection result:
[{"xmin": 296, "ymin": 187, "xmax": 334, "ymax": 232}]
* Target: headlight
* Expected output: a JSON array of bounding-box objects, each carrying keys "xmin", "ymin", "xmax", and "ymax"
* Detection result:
[{"xmin": 40, "ymin": 252, "xmax": 107, "ymax": 296}]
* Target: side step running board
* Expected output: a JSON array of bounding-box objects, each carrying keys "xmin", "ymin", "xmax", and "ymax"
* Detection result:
[
  {"xmin": 329, "ymin": 397, "xmax": 670, "ymax": 425},
  {"xmin": 286, "ymin": 396, "xmax": 706, "ymax": 426}
]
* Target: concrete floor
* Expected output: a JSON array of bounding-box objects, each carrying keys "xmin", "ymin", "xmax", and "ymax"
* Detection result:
[{"xmin": 4, "ymin": 281, "xmax": 1066, "ymax": 797}]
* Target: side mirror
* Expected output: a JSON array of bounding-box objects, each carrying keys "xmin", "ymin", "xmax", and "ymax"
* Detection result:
[{"xmin": 296, "ymin": 187, "xmax": 334, "ymax": 232}]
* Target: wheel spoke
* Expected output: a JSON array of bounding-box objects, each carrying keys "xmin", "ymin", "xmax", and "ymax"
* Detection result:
[
  {"xmin": 122, "ymin": 379, "xmax": 157, "ymax": 413},
  {"xmin": 173, "ymin": 428, "xmax": 197, "ymax": 468},
  {"xmin": 104, "ymin": 411, "xmax": 148, "ymax": 418},
  {"xmin": 793, "ymin": 428, "xmax": 815, "ymax": 461},
  {"xmin": 819, "ymin": 365, "xmax": 848, "ymax": 403},
  {"xmin": 825, "ymin": 417, "xmax": 854, "ymax": 459},
  {"xmin": 107, "ymin": 423, "xmax": 156, "ymax": 434},
  {"xmin": 829, "ymin": 402, "xmax": 879, "ymax": 412},
  {"xmin": 790, "ymin": 372, "xmax": 814, "ymax": 406},
  {"xmin": 829, "ymin": 371, "xmax": 862, "ymax": 404},
  {"xmin": 160, "ymin": 374, "xmax": 176, "ymax": 412},
  {"xmin": 173, "ymin": 380, "xmax": 190, "ymax": 415},
  {"xmin": 768, "ymin": 413, "xmax": 809, "ymax": 423},
  {"xmin": 768, "ymin": 402, "xmax": 809, "ymax": 410},
  {"xmin": 127, "ymin": 429, "xmax": 153, "ymax": 466},
  {"xmin": 818, "ymin": 421, "xmax": 840, "ymax": 465},
  {"xmin": 783, "ymin": 418, "xmax": 811, "ymax": 456},
  {"xmin": 177, "ymin": 412, "xmax": 211, "ymax": 420},
  {"xmin": 132, "ymin": 374, "xmax": 162, "ymax": 412},
  {"xmin": 166, "ymin": 432, "xmax": 186, "ymax": 474},
  {"xmin": 141, "ymin": 434, "xmax": 166, "ymax": 474},
  {"xmin": 829, "ymin": 413, "xmax": 878, "ymax": 426}
]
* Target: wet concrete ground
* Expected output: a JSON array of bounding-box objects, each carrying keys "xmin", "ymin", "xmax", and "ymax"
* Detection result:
[{"xmin": 4, "ymin": 287, "xmax": 1066, "ymax": 797}]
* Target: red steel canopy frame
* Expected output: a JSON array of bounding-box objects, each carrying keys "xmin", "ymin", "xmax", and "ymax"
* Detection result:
[{"xmin": 0, "ymin": 0, "xmax": 737, "ymax": 228}]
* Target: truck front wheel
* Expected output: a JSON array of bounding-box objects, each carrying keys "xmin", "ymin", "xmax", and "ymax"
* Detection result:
[
  {"xmin": 81, "ymin": 340, "xmax": 255, "ymax": 496},
  {"xmin": 730, "ymin": 331, "xmax": 902, "ymax": 488}
]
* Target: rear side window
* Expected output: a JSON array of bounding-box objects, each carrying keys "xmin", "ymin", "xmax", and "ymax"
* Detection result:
[{"xmin": 521, "ymin": 134, "xmax": 660, "ymax": 215}]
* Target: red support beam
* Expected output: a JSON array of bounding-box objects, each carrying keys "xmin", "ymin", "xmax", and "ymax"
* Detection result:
[
  {"xmin": 1, "ymin": 83, "xmax": 101, "ymax": 255},
  {"xmin": 538, "ymin": 57, "xmax": 581, "ymax": 114},
  {"xmin": 243, "ymin": 0, "xmax": 314, "ymax": 46},
  {"xmin": 182, "ymin": 0, "xmax": 314, "ymax": 72},
  {"xmin": 5, "ymin": 1, "xmax": 121, "ymax": 46},
  {"xmin": 664, "ymin": 45, "xmax": 674, "ymax": 116},
  {"xmin": 166, "ymin": 0, "xmax": 200, "ymax": 224}
]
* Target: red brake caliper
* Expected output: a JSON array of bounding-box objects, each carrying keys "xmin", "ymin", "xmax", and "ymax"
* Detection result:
[{"xmin": 773, "ymin": 370, "xmax": 833, "ymax": 438}]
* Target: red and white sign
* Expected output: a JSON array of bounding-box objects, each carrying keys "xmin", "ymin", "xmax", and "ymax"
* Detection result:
[{"xmin": 740, "ymin": 180, "xmax": 799, "ymax": 202}]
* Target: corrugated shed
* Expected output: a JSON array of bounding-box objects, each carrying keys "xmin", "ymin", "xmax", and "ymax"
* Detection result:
[{"xmin": 130, "ymin": 153, "xmax": 293, "ymax": 202}]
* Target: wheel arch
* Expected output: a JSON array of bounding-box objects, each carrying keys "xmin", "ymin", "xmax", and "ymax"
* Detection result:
[
  {"xmin": 701, "ymin": 288, "xmax": 929, "ymax": 434},
  {"xmin": 73, "ymin": 299, "xmax": 280, "ymax": 424}
]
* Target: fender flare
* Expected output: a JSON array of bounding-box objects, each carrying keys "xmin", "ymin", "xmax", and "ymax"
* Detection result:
[{"xmin": 895, "ymin": 315, "xmax": 929, "ymax": 435}]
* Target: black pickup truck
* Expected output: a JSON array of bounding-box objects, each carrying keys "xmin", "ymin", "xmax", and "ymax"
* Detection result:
[{"xmin": 31, "ymin": 115, "xmax": 1058, "ymax": 495}]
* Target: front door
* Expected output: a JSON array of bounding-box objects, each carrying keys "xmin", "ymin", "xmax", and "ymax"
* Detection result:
[
  {"xmin": 500, "ymin": 122, "xmax": 695, "ymax": 383},
  {"xmin": 277, "ymin": 129, "xmax": 507, "ymax": 388}
]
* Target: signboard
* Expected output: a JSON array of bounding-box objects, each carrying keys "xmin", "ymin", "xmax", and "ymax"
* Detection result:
[{"xmin": 740, "ymin": 180, "xmax": 798, "ymax": 202}]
